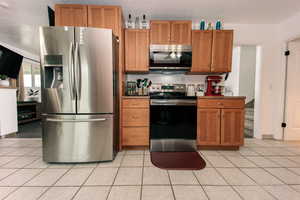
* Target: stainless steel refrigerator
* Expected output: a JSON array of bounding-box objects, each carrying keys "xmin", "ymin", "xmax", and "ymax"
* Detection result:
[{"xmin": 39, "ymin": 26, "xmax": 118, "ymax": 163}]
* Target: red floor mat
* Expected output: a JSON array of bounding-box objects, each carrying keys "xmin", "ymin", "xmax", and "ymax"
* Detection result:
[{"xmin": 150, "ymin": 151, "xmax": 206, "ymax": 170}]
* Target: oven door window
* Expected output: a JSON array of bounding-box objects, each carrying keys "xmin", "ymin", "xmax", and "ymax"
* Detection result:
[
  {"xmin": 150, "ymin": 105, "xmax": 197, "ymax": 140},
  {"xmin": 149, "ymin": 51, "xmax": 192, "ymax": 67}
]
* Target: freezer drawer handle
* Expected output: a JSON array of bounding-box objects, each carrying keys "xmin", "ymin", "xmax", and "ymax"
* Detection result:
[{"xmin": 46, "ymin": 118, "xmax": 107, "ymax": 122}]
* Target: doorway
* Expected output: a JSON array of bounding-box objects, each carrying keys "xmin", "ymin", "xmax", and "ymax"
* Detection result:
[
  {"xmin": 16, "ymin": 59, "xmax": 42, "ymax": 138},
  {"xmin": 284, "ymin": 38, "xmax": 300, "ymax": 140},
  {"xmin": 226, "ymin": 45, "xmax": 259, "ymax": 138}
]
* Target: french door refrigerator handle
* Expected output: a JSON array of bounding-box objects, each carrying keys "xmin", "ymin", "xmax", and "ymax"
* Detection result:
[
  {"xmin": 46, "ymin": 118, "xmax": 107, "ymax": 122},
  {"xmin": 68, "ymin": 42, "xmax": 75, "ymax": 100},
  {"xmin": 74, "ymin": 42, "xmax": 81, "ymax": 100}
]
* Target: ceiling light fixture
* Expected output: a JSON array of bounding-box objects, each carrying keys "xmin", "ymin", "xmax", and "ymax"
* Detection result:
[{"xmin": 0, "ymin": 1, "xmax": 9, "ymax": 9}]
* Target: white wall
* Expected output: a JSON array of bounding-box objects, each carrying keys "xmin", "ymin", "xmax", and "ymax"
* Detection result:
[
  {"xmin": 225, "ymin": 11, "xmax": 300, "ymax": 140},
  {"xmin": 273, "ymin": 11, "xmax": 300, "ymax": 140},
  {"xmin": 223, "ymin": 23, "xmax": 282, "ymax": 139},
  {"xmin": 225, "ymin": 46, "xmax": 240, "ymax": 96}
]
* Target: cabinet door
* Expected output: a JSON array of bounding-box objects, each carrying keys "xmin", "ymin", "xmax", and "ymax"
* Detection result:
[
  {"xmin": 221, "ymin": 109, "xmax": 244, "ymax": 146},
  {"xmin": 191, "ymin": 30, "xmax": 212, "ymax": 72},
  {"xmin": 170, "ymin": 21, "xmax": 192, "ymax": 45},
  {"xmin": 122, "ymin": 127, "xmax": 149, "ymax": 146},
  {"xmin": 197, "ymin": 109, "xmax": 221, "ymax": 145},
  {"xmin": 150, "ymin": 21, "xmax": 171, "ymax": 44},
  {"xmin": 211, "ymin": 30, "xmax": 233, "ymax": 73},
  {"xmin": 125, "ymin": 30, "xmax": 149, "ymax": 72},
  {"xmin": 88, "ymin": 6, "xmax": 120, "ymax": 36},
  {"xmin": 55, "ymin": 4, "xmax": 87, "ymax": 27}
]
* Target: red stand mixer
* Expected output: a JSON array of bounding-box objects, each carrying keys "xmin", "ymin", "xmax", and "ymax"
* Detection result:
[{"xmin": 205, "ymin": 76, "xmax": 223, "ymax": 96}]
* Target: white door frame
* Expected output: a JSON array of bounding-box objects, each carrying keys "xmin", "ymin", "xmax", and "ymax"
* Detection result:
[{"xmin": 283, "ymin": 38, "xmax": 300, "ymax": 140}]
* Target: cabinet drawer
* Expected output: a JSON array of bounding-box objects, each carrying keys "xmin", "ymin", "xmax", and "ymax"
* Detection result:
[
  {"xmin": 197, "ymin": 99, "xmax": 244, "ymax": 109},
  {"xmin": 122, "ymin": 99, "xmax": 149, "ymax": 108},
  {"xmin": 122, "ymin": 108, "xmax": 149, "ymax": 126},
  {"xmin": 122, "ymin": 127, "xmax": 149, "ymax": 146}
]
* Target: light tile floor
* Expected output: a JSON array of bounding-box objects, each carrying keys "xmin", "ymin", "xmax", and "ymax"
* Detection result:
[{"xmin": 1, "ymin": 139, "xmax": 300, "ymax": 199}]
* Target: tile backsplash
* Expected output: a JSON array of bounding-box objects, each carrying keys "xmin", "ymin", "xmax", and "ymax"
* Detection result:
[{"xmin": 126, "ymin": 74, "xmax": 208, "ymax": 85}]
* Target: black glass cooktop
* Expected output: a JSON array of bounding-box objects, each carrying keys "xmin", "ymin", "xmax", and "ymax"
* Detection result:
[{"xmin": 150, "ymin": 92, "xmax": 197, "ymax": 100}]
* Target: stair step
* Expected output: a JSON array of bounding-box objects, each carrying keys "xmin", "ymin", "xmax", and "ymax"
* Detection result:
[
  {"xmin": 245, "ymin": 115, "xmax": 254, "ymax": 121},
  {"xmin": 245, "ymin": 109, "xmax": 254, "ymax": 115},
  {"xmin": 244, "ymin": 126, "xmax": 253, "ymax": 131},
  {"xmin": 244, "ymin": 128, "xmax": 253, "ymax": 138}
]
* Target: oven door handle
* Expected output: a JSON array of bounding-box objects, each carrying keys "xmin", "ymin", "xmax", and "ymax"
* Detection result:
[{"xmin": 150, "ymin": 99, "xmax": 196, "ymax": 106}]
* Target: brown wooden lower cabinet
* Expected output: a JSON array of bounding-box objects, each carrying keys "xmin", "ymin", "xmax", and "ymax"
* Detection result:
[
  {"xmin": 197, "ymin": 109, "xmax": 220, "ymax": 145},
  {"xmin": 221, "ymin": 109, "xmax": 244, "ymax": 146},
  {"xmin": 121, "ymin": 98, "xmax": 150, "ymax": 147},
  {"xmin": 197, "ymin": 98, "xmax": 245, "ymax": 148},
  {"xmin": 122, "ymin": 127, "xmax": 149, "ymax": 146}
]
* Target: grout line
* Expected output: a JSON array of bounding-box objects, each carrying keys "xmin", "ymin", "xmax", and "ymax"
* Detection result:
[
  {"xmin": 166, "ymin": 170, "xmax": 176, "ymax": 200},
  {"xmin": 139, "ymin": 150, "xmax": 145, "ymax": 200},
  {"xmin": 104, "ymin": 152, "xmax": 126, "ymax": 200},
  {"xmin": 0, "ymin": 186, "xmax": 20, "ymax": 200},
  {"xmin": 192, "ymin": 170, "xmax": 210, "ymax": 200},
  {"xmin": 2, "ymin": 138, "xmax": 300, "ymax": 199},
  {"xmin": 36, "ymin": 165, "xmax": 75, "ymax": 200},
  {"xmin": 214, "ymin": 151, "xmax": 292, "ymax": 199},
  {"xmin": 69, "ymin": 166, "xmax": 98, "ymax": 200}
]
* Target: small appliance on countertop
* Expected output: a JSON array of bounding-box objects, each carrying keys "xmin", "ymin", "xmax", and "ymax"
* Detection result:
[
  {"xmin": 186, "ymin": 84, "xmax": 196, "ymax": 96},
  {"xmin": 205, "ymin": 75, "xmax": 224, "ymax": 96}
]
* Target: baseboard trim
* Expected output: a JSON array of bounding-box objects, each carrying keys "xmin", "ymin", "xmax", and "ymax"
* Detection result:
[
  {"xmin": 197, "ymin": 146, "xmax": 240, "ymax": 150},
  {"xmin": 0, "ymin": 132, "xmax": 17, "ymax": 139},
  {"xmin": 262, "ymin": 134, "xmax": 274, "ymax": 140}
]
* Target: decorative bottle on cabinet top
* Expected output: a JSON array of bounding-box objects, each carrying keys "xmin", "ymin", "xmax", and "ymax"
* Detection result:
[
  {"xmin": 127, "ymin": 14, "xmax": 133, "ymax": 28},
  {"xmin": 141, "ymin": 14, "xmax": 147, "ymax": 29},
  {"xmin": 216, "ymin": 20, "xmax": 222, "ymax": 30},
  {"xmin": 200, "ymin": 20, "xmax": 205, "ymax": 30}
]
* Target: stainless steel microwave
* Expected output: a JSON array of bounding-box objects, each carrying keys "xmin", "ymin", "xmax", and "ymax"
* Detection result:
[{"xmin": 149, "ymin": 45, "xmax": 192, "ymax": 71}]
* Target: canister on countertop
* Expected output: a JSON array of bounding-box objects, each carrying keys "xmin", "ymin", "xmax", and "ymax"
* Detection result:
[{"xmin": 126, "ymin": 81, "xmax": 137, "ymax": 96}]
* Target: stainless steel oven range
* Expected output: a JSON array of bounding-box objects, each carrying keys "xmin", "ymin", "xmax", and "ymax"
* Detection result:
[{"xmin": 150, "ymin": 84, "xmax": 197, "ymax": 152}]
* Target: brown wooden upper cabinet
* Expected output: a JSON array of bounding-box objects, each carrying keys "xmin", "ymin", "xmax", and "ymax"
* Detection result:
[
  {"xmin": 191, "ymin": 30, "xmax": 213, "ymax": 73},
  {"xmin": 55, "ymin": 4, "xmax": 122, "ymax": 37},
  {"xmin": 125, "ymin": 29, "xmax": 149, "ymax": 72},
  {"xmin": 150, "ymin": 20, "xmax": 191, "ymax": 45},
  {"xmin": 211, "ymin": 30, "xmax": 233, "ymax": 73},
  {"xmin": 88, "ymin": 5, "xmax": 121, "ymax": 36},
  {"xmin": 55, "ymin": 4, "xmax": 88, "ymax": 27},
  {"xmin": 191, "ymin": 30, "xmax": 233, "ymax": 73}
]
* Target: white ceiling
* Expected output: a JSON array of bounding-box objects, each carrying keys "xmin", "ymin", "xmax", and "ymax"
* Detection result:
[{"xmin": 1, "ymin": 0, "xmax": 300, "ymax": 56}]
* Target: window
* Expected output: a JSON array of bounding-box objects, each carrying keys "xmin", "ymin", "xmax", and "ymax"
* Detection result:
[
  {"xmin": 20, "ymin": 60, "xmax": 41, "ymax": 102},
  {"xmin": 22, "ymin": 61, "xmax": 40, "ymax": 88}
]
